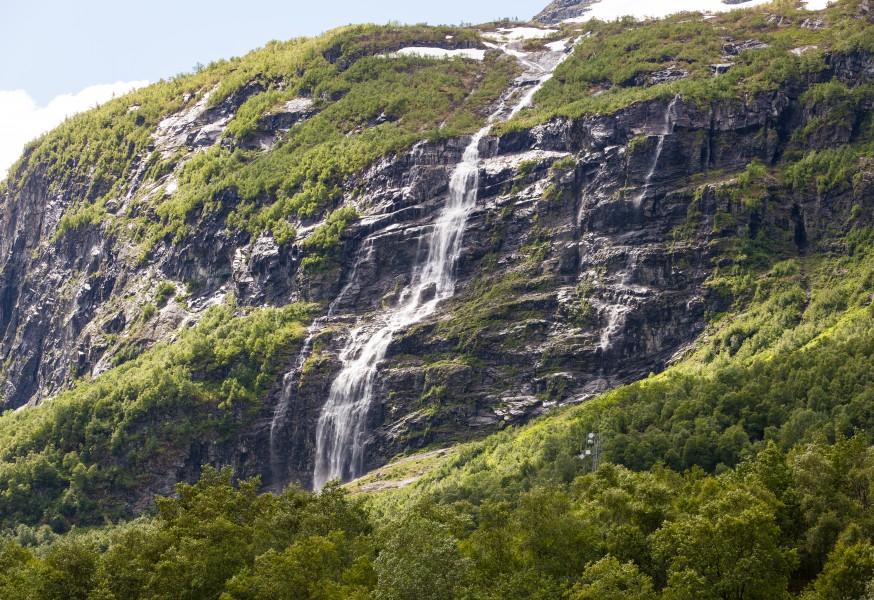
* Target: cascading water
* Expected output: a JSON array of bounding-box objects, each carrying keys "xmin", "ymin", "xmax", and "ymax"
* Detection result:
[
  {"xmin": 599, "ymin": 253, "xmax": 640, "ymax": 351},
  {"xmin": 311, "ymin": 128, "xmax": 486, "ymax": 490},
  {"xmin": 634, "ymin": 94, "xmax": 681, "ymax": 205},
  {"xmin": 604, "ymin": 95, "xmax": 681, "ymax": 347},
  {"xmin": 310, "ymin": 44, "xmax": 573, "ymax": 490},
  {"xmin": 268, "ymin": 240, "xmax": 374, "ymax": 490}
]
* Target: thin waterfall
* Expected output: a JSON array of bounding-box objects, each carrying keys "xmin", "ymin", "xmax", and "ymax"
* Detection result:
[
  {"xmin": 268, "ymin": 240, "xmax": 374, "ymax": 490},
  {"xmin": 635, "ymin": 94, "xmax": 681, "ymax": 205},
  {"xmin": 311, "ymin": 46, "xmax": 573, "ymax": 490}
]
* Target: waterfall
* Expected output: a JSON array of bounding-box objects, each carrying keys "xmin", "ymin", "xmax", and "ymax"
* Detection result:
[
  {"xmin": 268, "ymin": 240, "xmax": 374, "ymax": 490},
  {"xmin": 310, "ymin": 45, "xmax": 573, "ymax": 490},
  {"xmin": 599, "ymin": 304, "xmax": 628, "ymax": 351},
  {"xmin": 634, "ymin": 94, "xmax": 681, "ymax": 205},
  {"xmin": 311, "ymin": 128, "xmax": 486, "ymax": 490}
]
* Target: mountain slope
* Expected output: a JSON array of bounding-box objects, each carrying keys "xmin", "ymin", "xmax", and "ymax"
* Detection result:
[
  {"xmin": 2, "ymin": 0, "xmax": 874, "ymax": 598},
  {"xmin": 0, "ymin": 0, "xmax": 872, "ymax": 546}
]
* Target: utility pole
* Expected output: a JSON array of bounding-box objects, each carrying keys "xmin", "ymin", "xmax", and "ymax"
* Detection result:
[{"xmin": 579, "ymin": 432, "xmax": 602, "ymax": 473}]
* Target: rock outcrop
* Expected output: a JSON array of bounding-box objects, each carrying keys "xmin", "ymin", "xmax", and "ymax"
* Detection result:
[
  {"xmin": 534, "ymin": 0, "xmax": 599, "ymax": 24},
  {"xmin": 1, "ymin": 37, "xmax": 872, "ymax": 494}
]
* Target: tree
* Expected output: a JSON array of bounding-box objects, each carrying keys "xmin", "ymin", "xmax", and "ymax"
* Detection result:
[
  {"xmin": 653, "ymin": 486, "xmax": 797, "ymax": 600},
  {"xmin": 805, "ymin": 539, "xmax": 874, "ymax": 600},
  {"xmin": 0, "ymin": 542, "xmax": 40, "ymax": 600},
  {"xmin": 373, "ymin": 513, "xmax": 471, "ymax": 600},
  {"xmin": 568, "ymin": 555, "xmax": 656, "ymax": 600},
  {"xmin": 511, "ymin": 487, "xmax": 597, "ymax": 580},
  {"xmin": 222, "ymin": 533, "xmax": 372, "ymax": 600},
  {"xmin": 34, "ymin": 540, "xmax": 99, "ymax": 600}
]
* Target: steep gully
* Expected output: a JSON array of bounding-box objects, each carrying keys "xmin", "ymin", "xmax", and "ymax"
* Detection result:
[
  {"xmin": 269, "ymin": 39, "xmax": 575, "ymax": 490},
  {"xmin": 599, "ymin": 94, "xmax": 681, "ymax": 351}
]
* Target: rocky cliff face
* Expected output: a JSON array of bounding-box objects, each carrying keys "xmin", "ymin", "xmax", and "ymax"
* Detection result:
[
  {"xmin": 215, "ymin": 46, "xmax": 874, "ymax": 490},
  {"xmin": 534, "ymin": 0, "xmax": 598, "ymax": 25},
  {"xmin": 1, "ymin": 30, "xmax": 872, "ymax": 495}
]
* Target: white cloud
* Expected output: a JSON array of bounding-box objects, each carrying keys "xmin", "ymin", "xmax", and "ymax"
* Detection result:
[{"xmin": 0, "ymin": 80, "xmax": 148, "ymax": 182}]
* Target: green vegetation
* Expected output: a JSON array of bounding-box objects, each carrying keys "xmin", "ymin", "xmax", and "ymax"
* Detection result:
[
  {"xmin": 140, "ymin": 302, "xmax": 158, "ymax": 321},
  {"xmin": 153, "ymin": 281, "xmax": 176, "ymax": 307},
  {"xmin": 432, "ymin": 238, "xmax": 554, "ymax": 351},
  {"xmin": 4, "ymin": 23, "xmax": 515, "ymax": 270},
  {"xmin": 0, "ymin": 468, "xmax": 376, "ymax": 600},
  {"xmin": 502, "ymin": 0, "xmax": 873, "ymax": 132},
  {"xmin": 3, "ymin": 1, "xmax": 874, "ymax": 598},
  {"xmin": 0, "ymin": 302, "xmax": 315, "ymax": 530},
  {"xmin": 2, "ymin": 438, "xmax": 872, "ymax": 598},
  {"xmin": 299, "ymin": 205, "xmax": 358, "ymax": 272}
]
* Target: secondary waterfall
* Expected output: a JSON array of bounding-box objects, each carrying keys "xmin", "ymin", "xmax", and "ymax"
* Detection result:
[
  {"xmin": 635, "ymin": 94, "xmax": 681, "ymax": 205},
  {"xmin": 311, "ymin": 45, "xmax": 572, "ymax": 490},
  {"xmin": 268, "ymin": 240, "xmax": 374, "ymax": 490}
]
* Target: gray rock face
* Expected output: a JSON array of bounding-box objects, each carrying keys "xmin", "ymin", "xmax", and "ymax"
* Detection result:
[
  {"xmin": 1, "ymin": 49, "xmax": 873, "ymax": 495},
  {"xmin": 533, "ymin": 0, "xmax": 598, "ymax": 24}
]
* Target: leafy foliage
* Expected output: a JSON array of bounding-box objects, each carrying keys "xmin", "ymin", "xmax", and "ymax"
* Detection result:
[
  {"xmin": 0, "ymin": 303, "xmax": 315, "ymax": 530},
  {"xmin": 3, "ymin": 467, "xmax": 374, "ymax": 600},
  {"xmin": 3, "ymin": 2, "xmax": 874, "ymax": 598},
  {"xmin": 502, "ymin": 0, "xmax": 870, "ymax": 132},
  {"xmin": 4, "ymin": 438, "xmax": 873, "ymax": 598}
]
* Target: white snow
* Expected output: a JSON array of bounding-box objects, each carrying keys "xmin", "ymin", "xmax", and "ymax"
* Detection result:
[
  {"xmin": 389, "ymin": 47, "xmax": 486, "ymax": 60},
  {"xmin": 546, "ymin": 39, "xmax": 570, "ymax": 52},
  {"xmin": 563, "ymin": 0, "xmax": 775, "ymax": 22},
  {"xmin": 482, "ymin": 27, "xmax": 559, "ymax": 41},
  {"xmin": 802, "ymin": 0, "xmax": 832, "ymax": 9}
]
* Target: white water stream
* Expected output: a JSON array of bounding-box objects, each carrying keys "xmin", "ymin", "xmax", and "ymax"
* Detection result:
[
  {"xmin": 635, "ymin": 94, "xmax": 680, "ymax": 205},
  {"xmin": 309, "ymin": 42, "xmax": 572, "ymax": 490},
  {"xmin": 268, "ymin": 240, "xmax": 375, "ymax": 489}
]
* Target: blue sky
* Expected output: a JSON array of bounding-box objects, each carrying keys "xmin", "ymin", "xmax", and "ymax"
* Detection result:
[
  {"xmin": 0, "ymin": 0, "xmax": 829, "ymax": 178},
  {"xmin": 0, "ymin": 0, "xmax": 546, "ymax": 177},
  {"xmin": 2, "ymin": 0, "xmax": 546, "ymax": 104}
]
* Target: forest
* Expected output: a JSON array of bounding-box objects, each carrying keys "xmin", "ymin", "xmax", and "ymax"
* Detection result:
[{"xmin": 2, "ymin": 0, "xmax": 874, "ymax": 598}]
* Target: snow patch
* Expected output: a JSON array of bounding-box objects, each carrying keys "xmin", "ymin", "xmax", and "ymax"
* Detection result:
[
  {"xmin": 482, "ymin": 27, "xmax": 559, "ymax": 41},
  {"xmin": 388, "ymin": 47, "xmax": 485, "ymax": 60},
  {"xmin": 563, "ymin": 0, "xmax": 774, "ymax": 22},
  {"xmin": 546, "ymin": 39, "xmax": 570, "ymax": 52}
]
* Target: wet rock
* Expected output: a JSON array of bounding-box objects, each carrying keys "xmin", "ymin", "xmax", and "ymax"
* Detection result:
[
  {"xmin": 418, "ymin": 282, "xmax": 438, "ymax": 303},
  {"xmin": 638, "ymin": 66, "xmax": 690, "ymax": 87},
  {"xmin": 722, "ymin": 39, "xmax": 770, "ymax": 58},
  {"xmin": 767, "ymin": 14, "xmax": 793, "ymax": 26},
  {"xmin": 4, "ymin": 44, "xmax": 874, "ymax": 498}
]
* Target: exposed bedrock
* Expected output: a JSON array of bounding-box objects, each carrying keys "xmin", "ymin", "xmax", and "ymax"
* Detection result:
[{"xmin": 1, "ymin": 51, "xmax": 872, "ymax": 494}]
